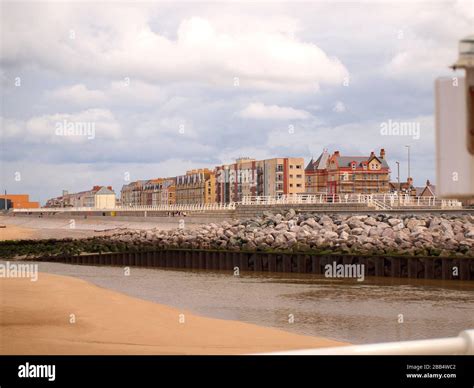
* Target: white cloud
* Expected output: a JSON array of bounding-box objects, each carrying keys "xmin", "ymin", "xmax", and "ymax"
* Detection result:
[
  {"xmin": 239, "ymin": 102, "xmax": 311, "ymax": 120},
  {"xmin": 3, "ymin": 109, "xmax": 121, "ymax": 143},
  {"xmin": 46, "ymin": 81, "xmax": 166, "ymax": 107},
  {"xmin": 1, "ymin": 5, "xmax": 348, "ymax": 92},
  {"xmin": 46, "ymin": 84, "xmax": 107, "ymax": 106},
  {"xmin": 332, "ymin": 101, "xmax": 346, "ymax": 113}
]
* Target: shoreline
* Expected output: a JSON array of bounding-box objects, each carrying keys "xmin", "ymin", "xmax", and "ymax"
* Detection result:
[{"xmin": 0, "ymin": 272, "xmax": 347, "ymax": 355}]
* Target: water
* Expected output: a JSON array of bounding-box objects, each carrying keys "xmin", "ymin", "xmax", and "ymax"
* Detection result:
[{"xmin": 11, "ymin": 261, "xmax": 474, "ymax": 344}]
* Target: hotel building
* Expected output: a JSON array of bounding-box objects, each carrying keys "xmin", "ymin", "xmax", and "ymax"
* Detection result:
[{"xmin": 326, "ymin": 149, "xmax": 390, "ymax": 194}]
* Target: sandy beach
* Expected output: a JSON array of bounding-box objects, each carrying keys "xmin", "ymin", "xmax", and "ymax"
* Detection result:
[
  {"xmin": 0, "ymin": 215, "xmax": 203, "ymax": 241},
  {"xmin": 0, "ymin": 272, "xmax": 346, "ymax": 355}
]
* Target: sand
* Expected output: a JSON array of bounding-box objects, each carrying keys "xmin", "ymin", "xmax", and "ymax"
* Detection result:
[
  {"xmin": 0, "ymin": 272, "xmax": 346, "ymax": 355},
  {"xmin": 0, "ymin": 215, "xmax": 198, "ymax": 241},
  {"xmin": 0, "ymin": 224, "xmax": 37, "ymax": 241}
]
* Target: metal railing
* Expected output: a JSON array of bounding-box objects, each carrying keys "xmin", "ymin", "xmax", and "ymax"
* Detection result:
[
  {"xmin": 241, "ymin": 194, "xmax": 377, "ymax": 206},
  {"xmin": 258, "ymin": 329, "xmax": 474, "ymax": 355},
  {"xmin": 12, "ymin": 202, "xmax": 237, "ymax": 213},
  {"xmin": 240, "ymin": 194, "xmax": 463, "ymax": 209},
  {"xmin": 11, "ymin": 194, "xmax": 464, "ymax": 212}
]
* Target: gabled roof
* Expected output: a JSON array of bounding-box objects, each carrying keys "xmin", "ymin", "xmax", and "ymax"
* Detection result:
[
  {"xmin": 305, "ymin": 150, "xmax": 330, "ymax": 171},
  {"xmin": 336, "ymin": 155, "xmax": 389, "ymax": 169},
  {"xmin": 95, "ymin": 186, "xmax": 115, "ymax": 195}
]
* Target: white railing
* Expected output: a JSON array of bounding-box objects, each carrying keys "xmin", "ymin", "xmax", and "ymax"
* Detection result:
[
  {"xmin": 240, "ymin": 194, "xmax": 463, "ymax": 209},
  {"xmin": 257, "ymin": 329, "xmax": 474, "ymax": 355},
  {"xmin": 12, "ymin": 202, "xmax": 237, "ymax": 213},
  {"xmin": 10, "ymin": 194, "xmax": 464, "ymax": 212},
  {"xmin": 372, "ymin": 194, "xmax": 463, "ymax": 209},
  {"xmin": 241, "ymin": 194, "xmax": 375, "ymax": 206}
]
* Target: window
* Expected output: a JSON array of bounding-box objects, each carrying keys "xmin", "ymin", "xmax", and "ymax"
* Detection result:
[
  {"xmin": 289, "ymin": 174, "xmax": 293, "ymax": 178},
  {"xmin": 277, "ymin": 164, "xmax": 283, "ymax": 172},
  {"xmin": 296, "ymin": 183, "xmax": 302, "ymax": 188},
  {"xmin": 351, "ymin": 163, "xmax": 356, "ymax": 170},
  {"xmin": 290, "ymin": 183, "xmax": 293, "ymax": 188},
  {"xmin": 296, "ymin": 165, "xmax": 302, "ymax": 169},
  {"xmin": 289, "ymin": 165, "xmax": 294, "ymax": 169},
  {"xmin": 296, "ymin": 174, "xmax": 302, "ymax": 178}
]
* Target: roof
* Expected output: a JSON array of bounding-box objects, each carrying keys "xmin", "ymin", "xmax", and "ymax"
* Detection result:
[
  {"xmin": 95, "ymin": 186, "xmax": 115, "ymax": 195},
  {"xmin": 305, "ymin": 150, "xmax": 330, "ymax": 171},
  {"xmin": 336, "ymin": 155, "xmax": 390, "ymax": 169},
  {"xmin": 389, "ymin": 181, "xmax": 412, "ymax": 190}
]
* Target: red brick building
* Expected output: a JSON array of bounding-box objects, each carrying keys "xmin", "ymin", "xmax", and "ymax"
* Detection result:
[{"xmin": 306, "ymin": 149, "xmax": 390, "ymax": 195}]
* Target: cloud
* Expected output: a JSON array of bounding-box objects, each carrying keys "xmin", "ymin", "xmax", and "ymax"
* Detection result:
[
  {"xmin": 46, "ymin": 84, "xmax": 107, "ymax": 106},
  {"xmin": 2, "ymin": 109, "xmax": 121, "ymax": 143},
  {"xmin": 1, "ymin": 5, "xmax": 348, "ymax": 92},
  {"xmin": 332, "ymin": 101, "xmax": 346, "ymax": 113},
  {"xmin": 239, "ymin": 102, "xmax": 312, "ymax": 120},
  {"xmin": 46, "ymin": 81, "xmax": 166, "ymax": 108}
]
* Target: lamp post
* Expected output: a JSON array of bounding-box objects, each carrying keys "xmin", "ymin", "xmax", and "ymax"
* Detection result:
[
  {"xmin": 405, "ymin": 145, "xmax": 411, "ymax": 181},
  {"xmin": 396, "ymin": 161, "xmax": 401, "ymax": 207}
]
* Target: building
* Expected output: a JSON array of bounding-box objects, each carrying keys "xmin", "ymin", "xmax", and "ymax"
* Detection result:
[
  {"xmin": 176, "ymin": 169, "xmax": 216, "ymax": 204},
  {"xmin": 120, "ymin": 180, "xmax": 147, "ymax": 207},
  {"xmin": 215, "ymin": 157, "xmax": 305, "ymax": 202},
  {"xmin": 326, "ymin": 149, "xmax": 390, "ymax": 194},
  {"xmin": 305, "ymin": 150, "xmax": 330, "ymax": 193},
  {"xmin": 215, "ymin": 157, "xmax": 257, "ymax": 203},
  {"xmin": 416, "ymin": 180, "xmax": 436, "ymax": 197},
  {"xmin": 45, "ymin": 186, "xmax": 116, "ymax": 208},
  {"xmin": 121, "ymin": 178, "xmax": 176, "ymax": 207},
  {"xmin": 0, "ymin": 194, "xmax": 39, "ymax": 209},
  {"xmin": 151, "ymin": 178, "xmax": 176, "ymax": 206},
  {"xmin": 389, "ymin": 177, "xmax": 416, "ymax": 195}
]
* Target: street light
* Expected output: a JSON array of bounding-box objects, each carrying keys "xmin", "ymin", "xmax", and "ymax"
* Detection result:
[
  {"xmin": 396, "ymin": 161, "xmax": 401, "ymax": 207},
  {"xmin": 405, "ymin": 145, "xmax": 411, "ymax": 181}
]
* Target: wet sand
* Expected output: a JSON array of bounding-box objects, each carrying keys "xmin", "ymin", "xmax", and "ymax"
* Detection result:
[
  {"xmin": 0, "ymin": 215, "xmax": 188, "ymax": 240},
  {"xmin": 0, "ymin": 272, "xmax": 346, "ymax": 355}
]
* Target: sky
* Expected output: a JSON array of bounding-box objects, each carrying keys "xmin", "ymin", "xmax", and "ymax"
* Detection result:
[{"xmin": 1, "ymin": 0, "xmax": 473, "ymax": 204}]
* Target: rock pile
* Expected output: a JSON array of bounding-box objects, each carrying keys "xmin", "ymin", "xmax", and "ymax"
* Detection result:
[{"xmin": 109, "ymin": 211, "xmax": 474, "ymax": 257}]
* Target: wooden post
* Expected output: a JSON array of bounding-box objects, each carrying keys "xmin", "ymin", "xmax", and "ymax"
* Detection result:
[
  {"xmin": 240, "ymin": 252, "xmax": 249, "ymax": 272},
  {"xmin": 254, "ymin": 253, "xmax": 263, "ymax": 272},
  {"xmin": 283, "ymin": 255, "xmax": 292, "ymax": 273},
  {"xmin": 311, "ymin": 255, "xmax": 321, "ymax": 274},
  {"xmin": 408, "ymin": 257, "xmax": 418, "ymax": 279},
  {"xmin": 268, "ymin": 254, "xmax": 276, "ymax": 273},
  {"xmin": 424, "ymin": 258, "xmax": 434, "ymax": 279},
  {"xmin": 391, "ymin": 257, "xmax": 401, "ymax": 277},
  {"xmin": 460, "ymin": 258, "xmax": 471, "ymax": 281},
  {"xmin": 442, "ymin": 258, "xmax": 451, "ymax": 280},
  {"xmin": 374, "ymin": 257, "xmax": 384, "ymax": 277}
]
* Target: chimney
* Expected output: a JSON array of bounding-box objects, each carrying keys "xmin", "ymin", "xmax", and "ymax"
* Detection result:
[
  {"xmin": 407, "ymin": 177, "xmax": 413, "ymax": 186},
  {"xmin": 370, "ymin": 151, "xmax": 375, "ymax": 158},
  {"xmin": 334, "ymin": 151, "xmax": 340, "ymax": 157},
  {"xmin": 426, "ymin": 179, "xmax": 431, "ymax": 186},
  {"xmin": 380, "ymin": 148, "xmax": 386, "ymax": 159}
]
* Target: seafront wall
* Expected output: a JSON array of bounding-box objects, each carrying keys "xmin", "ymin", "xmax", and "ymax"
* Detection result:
[{"xmin": 35, "ymin": 249, "xmax": 474, "ymax": 281}]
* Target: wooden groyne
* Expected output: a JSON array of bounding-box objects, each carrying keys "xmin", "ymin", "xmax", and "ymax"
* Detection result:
[{"xmin": 35, "ymin": 250, "xmax": 474, "ymax": 281}]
